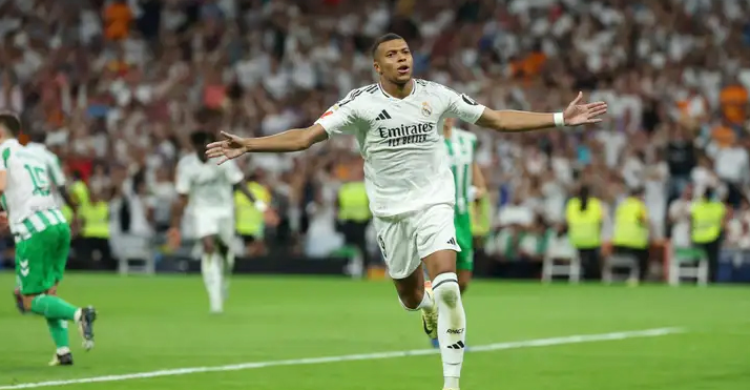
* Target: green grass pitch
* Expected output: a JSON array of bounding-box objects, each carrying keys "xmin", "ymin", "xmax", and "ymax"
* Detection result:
[{"xmin": 0, "ymin": 273, "xmax": 748, "ymax": 390}]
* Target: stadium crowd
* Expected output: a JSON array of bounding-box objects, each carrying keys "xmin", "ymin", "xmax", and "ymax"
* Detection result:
[{"xmin": 1, "ymin": 0, "xmax": 750, "ymax": 278}]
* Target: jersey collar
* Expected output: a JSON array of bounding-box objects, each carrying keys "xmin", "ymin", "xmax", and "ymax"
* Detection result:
[
  {"xmin": 378, "ymin": 79, "xmax": 417, "ymax": 100},
  {"xmin": 0, "ymin": 138, "xmax": 19, "ymax": 148}
]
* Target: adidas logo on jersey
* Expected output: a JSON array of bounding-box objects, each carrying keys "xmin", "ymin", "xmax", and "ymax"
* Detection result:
[{"xmin": 375, "ymin": 110, "xmax": 392, "ymax": 121}]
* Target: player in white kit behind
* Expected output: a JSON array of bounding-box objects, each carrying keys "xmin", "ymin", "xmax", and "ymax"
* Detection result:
[
  {"xmin": 204, "ymin": 34, "xmax": 607, "ymax": 390},
  {"xmin": 169, "ymin": 131, "xmax": 269, "ymax": 314}
]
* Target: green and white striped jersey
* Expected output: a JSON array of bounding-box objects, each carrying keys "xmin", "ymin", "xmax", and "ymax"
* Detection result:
[
  {"xmin": 25, "ymin": 142, "xmax": 67, "ymax": 208},
  {"xmin": 444, "ymin": 128, "xmax": 477, "ymax": 216},
  {"xmin": 0, "ymin": 139, "xmax": 66, "ymax": 241}
]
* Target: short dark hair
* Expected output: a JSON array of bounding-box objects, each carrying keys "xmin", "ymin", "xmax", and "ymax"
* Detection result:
[
  {"xmin": 29, "ymin": 128, "xmax": 47, "ymax": 144},
  {"xmin": 190, "ymin": 130, "xmax": 215, "ymax": 147},
  {"xmin": 371, "ymin": 33, "xmax": 405, "ymax": 58},
  {"xmin": 0, "ymin": 111, "xmax": 21, "ymax": 137}
]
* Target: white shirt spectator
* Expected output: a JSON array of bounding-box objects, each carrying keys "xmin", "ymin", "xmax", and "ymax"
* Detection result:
[
  {"xmin": 714, "ymin": 146, "xmax": 749, "ymax": 185},
  {"xmin": 621, "ymin": 155, "xmax": 645, "ymax": 189},
  {"xmin": 668, "ymin": 198, "xmax": 692, "ymax": 248},
  {"xmin": 596, "ymin": 130, "xmax": 626, "ymax": 168}
]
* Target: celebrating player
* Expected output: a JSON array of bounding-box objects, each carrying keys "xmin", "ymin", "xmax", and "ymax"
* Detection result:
[
  {"xmin": 0, "ymin": 112, "xmax": 96, "ymax": 366},
  {"xmin": 169, "ymin": 131, "xmax": 272, "ymax": 314},
  {"xmin": 205, "ymin": 34, "xmax": 607, "ymax": 390}
]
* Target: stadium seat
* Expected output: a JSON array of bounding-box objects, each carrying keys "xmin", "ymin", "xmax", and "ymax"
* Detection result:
[
  {"xmin": 541, "ymin": 254, "xmax": 581, "ymax": 283},
  {"xmin": 602, "ymin": 253, "xmax": 639, "ymax": 284},
  {"xmin": 114, "ymin": 235, "xmax": 156, "ymax": 275},
  {"xmin": 668, "ymin": 247, "xmax": 708, "ymax": 286},
  {"xmin": 542, "ymin": 234, "xmax": 580, "ymax": 283}
]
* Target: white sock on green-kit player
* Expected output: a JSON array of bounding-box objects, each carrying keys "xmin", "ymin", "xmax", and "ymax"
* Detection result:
[
  {"xmin": 201, "ymin": 253, "xmax": 223, "ymax": 313},
  {"xmin": 432, "ymin": 272, "xmax": 466, "ymax": 390}
]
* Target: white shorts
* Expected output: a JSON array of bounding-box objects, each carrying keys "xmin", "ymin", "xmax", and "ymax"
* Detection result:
[
  {"xmin": 192, "ymin": 212, "xmax": 235, "ymax": 245},
  {"xmin": 373, "ymin": 203, "xmax": 460, "ymax": 280}
]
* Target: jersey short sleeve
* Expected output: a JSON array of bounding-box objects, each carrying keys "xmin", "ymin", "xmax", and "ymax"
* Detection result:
[
  {"xmin": 48, "ymin": 156, "xmax": 66, "ymax": 187},
  {"xmin": 439, "ymin": 85, "xmax": 486, "ymax": 124},
  {"xmin": 222, "ymin": 160, "xmax": 245, "ymax": 185},
  {"xmin": 0, "ymin": 147, "xmax": 9, "ymax": 171},
  {"xmin": 314, "ymin": 89, "xmax": 364, "ymax": 136},
  {"xmin": 175, "ymin": 159, "xmax": 192, "ymax": 195}
]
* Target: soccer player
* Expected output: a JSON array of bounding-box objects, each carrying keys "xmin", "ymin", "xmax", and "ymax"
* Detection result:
[
  {"xmin": 0, "ymin": 112, "xmax": 96, "ymax": 366},
  {"xmin": 424, "ymin": 119, "xmax": 487, "ymax": 348},
  {"xmin": 205, "ymin": 34, "xmax": 607, "ymax": 390},
  {"xmin": 169, "ymin": 130, "xmax": 269, "ymax": 314},
  {"xmin": 442, "ymin": 118, "xmax": 486, "ymax": 294},
  {"xmin": 25, "ymin": 129, "xmax": 79, "ymax": 216},
  {"xmin": 13, "ymin": 130, "xmax": 79, "ymax": 313}
]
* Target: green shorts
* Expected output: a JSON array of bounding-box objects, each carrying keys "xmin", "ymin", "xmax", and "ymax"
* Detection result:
[
  {"xmin": 15, "ymin": 224, "xmax": 71, "ymax": 295},
  {"xmin": 455, "ymin": 212, "xmax": 474, "ymax": 271}
]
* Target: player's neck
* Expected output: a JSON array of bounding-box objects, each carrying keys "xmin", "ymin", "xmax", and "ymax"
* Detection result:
[{"xmin": 379, "ymin": 78, "xmax": 414, "ymax": 100}]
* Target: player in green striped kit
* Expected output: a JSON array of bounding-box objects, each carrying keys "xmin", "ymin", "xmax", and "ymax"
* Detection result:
[
  {"xmin": 441, "ymin": 118, "xmax": 486, "ymax": 293},
  {"xmin": 0, "ymin": 113, "xmax": 96, "ymax": 366},
  {"xmin": 426, "ymin": 118, "xmax": 486, "ymax": 348}
]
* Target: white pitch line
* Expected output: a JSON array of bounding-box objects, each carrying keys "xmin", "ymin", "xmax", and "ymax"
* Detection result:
[{"xmin": 0, "ymin": 327, "xmax": 683, "ymax": 390}]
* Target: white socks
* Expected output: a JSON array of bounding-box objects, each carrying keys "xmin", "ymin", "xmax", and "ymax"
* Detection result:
[
  {"xmin": 432, "ymin": 272, "xmax": 466, "ymax": 389},
  {"xmin": 399, "ymin": 288, "xmax": 435, "ymax": 311},
  {"xmin": 222, "ymin": 249, "xmax": 235, "ymax": 300},
  {"xmin": 201, "ymin": 253, "xmax": 224, "ymax": 313}
]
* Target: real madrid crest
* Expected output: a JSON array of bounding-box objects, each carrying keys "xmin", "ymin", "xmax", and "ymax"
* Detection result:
[{"xmin": 421, "ymin": 102, "xmax": 432, "ymax": 117}]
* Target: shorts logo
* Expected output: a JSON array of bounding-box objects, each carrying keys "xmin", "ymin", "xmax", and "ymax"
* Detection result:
[
  {"xmin": 377, "ymin": 234, "xmax": 387, "ymax": 259},
  {"xmin": 421, "ymin": 102, "xmax": 432, "ymax": 117},
  {"xmin": 446, "ymin": 237, "xmax": 457, "ymax": 246},
  {"xmin": 19, "ymin": 259, "xmax": 29, "ymax": 277}
]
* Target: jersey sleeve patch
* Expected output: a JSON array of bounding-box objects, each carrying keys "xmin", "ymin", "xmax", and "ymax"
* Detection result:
[
  {"xmin": 0, "ymin": 148, "xmax": 10, "ymax": 170},
  {"xmin": 315, "ymin": 88, "xmax": 363, "ymax": 136}
]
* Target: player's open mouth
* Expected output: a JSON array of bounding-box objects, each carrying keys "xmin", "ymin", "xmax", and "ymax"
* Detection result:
[{"xmin": 397, "ymin": 65, "xmax": 410, "ymax": 74}]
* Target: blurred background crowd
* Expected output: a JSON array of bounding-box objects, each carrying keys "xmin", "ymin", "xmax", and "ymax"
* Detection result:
[{"xmin": 1, "ymin": 0, "xmax": 750, "ymax": 280}]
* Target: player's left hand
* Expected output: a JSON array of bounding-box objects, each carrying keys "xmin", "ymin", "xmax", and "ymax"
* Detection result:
[
  {"xmin": 206, "ymin": 131, "xmax": 248, "ymax": 165},
  {"xmin": 562, "ymin": 92, "xmax": 608, "ymax": 126}
]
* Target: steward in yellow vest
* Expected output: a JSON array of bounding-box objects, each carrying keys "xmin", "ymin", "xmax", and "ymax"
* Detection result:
[
  {"xmin": 336, "ymin": 177, "xmax": 373, "ymax": 269},
  {"xmin": 612, "ymin": 188, "xmax": 650, "ymax": 281},
  {"xmin": 235, "ymin": 181, "xmax": 272, "ymax": 240},
  {"xmin": 80, "ymin": 198, "xmax": 109, "ymax": 239},
  {"xmin": 690, "ymin": 186, "xmax": 726, "ymax": 282},
  {"xmin": 337, "ymin": 182, "xmax": 371, "ymax": 224},
  {"xmin": 565, "ymin": 186, "xmax": 604, "ymax": 279}
]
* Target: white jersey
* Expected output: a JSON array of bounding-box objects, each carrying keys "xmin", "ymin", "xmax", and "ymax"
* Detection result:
[
  {"xmin": 175, "ymin": 153, "xmax": 244, "ymax": 216},
  {"xmin": 0, "ymin": 139, "xmax": 66, "ymax": 240},
  {"xmin": 25, "ymin": 142, "xmax": 67, "ymax": 207},
  {"xmin": 315, "ymin": 79, "xmax": 486, "ymax": 218}
]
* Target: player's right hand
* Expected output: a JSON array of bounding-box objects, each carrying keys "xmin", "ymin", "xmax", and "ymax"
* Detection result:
[
  {"xmin": 206, "ymin": 131, "xmax": 247, "ymax": 165},
  {"xmin": 167, "ymin": 227, "xmax": 181, "ymax": 250}
]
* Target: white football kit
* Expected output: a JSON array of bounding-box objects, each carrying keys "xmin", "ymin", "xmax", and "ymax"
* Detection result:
[
  {"xmin": 315, "ymin": 80, "xmax": 486, "ymax": 279},
  {"xmin": 175, "ymin": 153, "xmax": 244, "ymax": 244}
]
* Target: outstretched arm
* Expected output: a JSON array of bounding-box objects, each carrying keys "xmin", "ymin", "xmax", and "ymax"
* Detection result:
[
  {"xmin": 475, "ymin": 92, "xmax": 607, "ymax": 132},
  {"xmin": 206, "ymin": 125, "xmax": 329, "ymax": 164}
]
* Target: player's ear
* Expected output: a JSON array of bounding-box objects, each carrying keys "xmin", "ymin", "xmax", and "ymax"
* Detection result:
[{"xmin": 373, "ymin": 60, "xmax": 381, "ymax": 75}]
